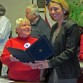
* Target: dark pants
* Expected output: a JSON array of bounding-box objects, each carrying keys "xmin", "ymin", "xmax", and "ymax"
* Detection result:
[
  {"xmin": 0, "ymin": 61, "xmax": 2, "ymax": 76},
  {"xmin": 58, "ymin": 79, "xmax": 77, "ymax": 83},
  {"xmin": 45, "ymin": 68, "xmax": 77, "ymax": 83}
]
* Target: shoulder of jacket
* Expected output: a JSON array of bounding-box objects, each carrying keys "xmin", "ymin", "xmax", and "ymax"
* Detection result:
[
  {"xmin": 67, "ymin": 19, "xmax": 77, "ymax": 26},
  {"xmin": 65, "ymin": 19, "xmax": 78, "ymax": 30}
]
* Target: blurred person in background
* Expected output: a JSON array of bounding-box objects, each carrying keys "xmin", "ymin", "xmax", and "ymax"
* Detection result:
[
  {"xmin": 25, "ymin": 4, "xmax": 51, "ymax": 39},
  {"xmin": 0, "ymin": 4, "xmax": 11, "ymax": 76},
  {"xmin": 79, "ymin": 27, "xmax": 83, "ymax": 60}
]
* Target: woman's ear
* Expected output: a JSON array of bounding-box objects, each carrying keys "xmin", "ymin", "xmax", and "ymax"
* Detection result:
[{"xmin": 64, "ymin": 10, "xmax": 66, "ymax": 14}]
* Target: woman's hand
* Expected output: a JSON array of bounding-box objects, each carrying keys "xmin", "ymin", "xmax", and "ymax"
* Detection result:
[
  {"xmin": 10, "ymin": 55, "xmax": 19, "ymax": 62},
  {"xmin": 35, "ymin": 60, "xmax": 49, "ymax": 69},
  {"xmin": 28, "ymin": 60, "xmax": 49, "ymax": 69},
  {"xmin": 29, "ymin": 62, "xmax": 38, "ymax": 69}
]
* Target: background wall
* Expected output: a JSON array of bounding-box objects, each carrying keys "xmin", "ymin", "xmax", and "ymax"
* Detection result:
[{"xmin": 0, "ymin": 0, "xmax": 32, "ymax": 37}]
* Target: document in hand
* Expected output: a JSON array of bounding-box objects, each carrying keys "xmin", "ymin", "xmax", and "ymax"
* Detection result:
[{"xmin": 7, "ymin": 35, "xmax": 54, "ymax": 63}]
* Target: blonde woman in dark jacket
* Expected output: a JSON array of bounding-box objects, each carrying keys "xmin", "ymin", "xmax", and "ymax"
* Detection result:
[{"xmin": 29, "ymin": 0, "xmax": 81, "ymax": 83}]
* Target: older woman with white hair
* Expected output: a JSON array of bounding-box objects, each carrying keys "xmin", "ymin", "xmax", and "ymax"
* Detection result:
[{"xmin": 1, "ymin": 18, "xmax": 40, "ymax": 82}]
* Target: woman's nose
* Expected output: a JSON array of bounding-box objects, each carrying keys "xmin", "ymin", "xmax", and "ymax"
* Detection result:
[{"xmin": 51, "ymin": 9, "xmax": 56, "ymax": 13}]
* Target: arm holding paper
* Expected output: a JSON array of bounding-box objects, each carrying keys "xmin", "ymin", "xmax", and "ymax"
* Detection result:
[
  {"xmin": 28, "ymin": 60, "xmax": 50, "ymax": 69},
  {"xmin": 6, "ymin": 35, "xmax": 54, "ymax": 63},
  {"xmin": 10, "ymin": 55, "xmax": 20, "ymax": 62}
]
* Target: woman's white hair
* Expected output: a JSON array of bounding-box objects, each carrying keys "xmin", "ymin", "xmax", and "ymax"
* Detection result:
[
  {"xmin": 16, "ymin": 18, "xmax": 30, "ymax": 28},
  {"xmin": 26, "ymin": 4, "xmax": 39, "ymax": 16}
]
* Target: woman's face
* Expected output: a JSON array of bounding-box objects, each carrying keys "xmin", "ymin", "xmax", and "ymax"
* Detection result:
[
  {"xmin": 48, "ymin": 2, "xmax": 64, "ymax": 22},
  {"xmin": 17, "ymin": 21, "xmax": 31, "ymax": 38}
]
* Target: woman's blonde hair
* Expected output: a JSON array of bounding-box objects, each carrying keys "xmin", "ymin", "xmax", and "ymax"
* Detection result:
[
  {"xmin": 48, "ymin": 0, "xmax": 70, "ymax": 19},
  {"xmin": 16, "ymin": 18, "xmax": 30, "ymax": 28}
]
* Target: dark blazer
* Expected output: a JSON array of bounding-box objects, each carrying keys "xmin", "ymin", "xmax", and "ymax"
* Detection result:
[{"xmin": 48, "ymin": 19, "xmax": 81, "ymax": 79}]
